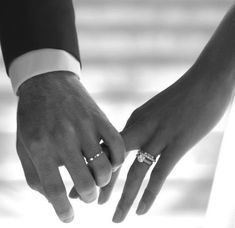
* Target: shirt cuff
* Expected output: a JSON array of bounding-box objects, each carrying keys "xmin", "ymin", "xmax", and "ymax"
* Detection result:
[{"xmin": 8, "ymin": 49, "xmax": 81, "ymax": 95}]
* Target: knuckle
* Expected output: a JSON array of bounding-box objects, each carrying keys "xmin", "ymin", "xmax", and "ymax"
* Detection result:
[
  {"xmin": 108, "ymin": 137, "xmax": 126, "ymax": 166},
  {"xmin": 96, "ymin": 168, "xmax": 109, "ymax": 181},
  {"xmin": 65, "ymin": 123, "xmax": 76, "ymax": 135},
  {"xmin": 60, "ymin": 121, "xmax": 77, "ymax": 138},
  {"xmin": 44, "ymin": 183, "xmax": 65, "ymax": 198},
  {"xmin": 83, "ymin": 140, "xmax": 100, "ymax": 154},
  {"xmin": 119, "ymin": 194, "xmax": 133, "ymax": 209},
  {"xmin": 76, "ymin": 108, "xmax": 94, "ymax": 125},
  {"xmin": 26, "ymin": 178, "xmax": 41, "ymax": 191},
  {"xmin": 19, "ymin": 121, "xmax": 46, "ymax": 142},
  {"xmin": 28, "ymin": 140, "xmax": 43, "ymax": 151},
  {"xmin": 114, "ymin": 152, "xmax": 125, "ymax": 167},
  {"xmin": 27, "ymin": 138, "xmax": 49, "ymax": 155},
  {"xmin": 128, "ymin": 107, "xmax": 144, "ymax": 123},
  {"xmin": 126, "ymin": 168, "xmax": 139, "ymax": 183},
  {"xmin": 97, "ymin": 178, "xmax": 110, "ymax": 188},
  {"xmin": 96, "ymin": 168, "xmax": 112, "ymax": 187},
  {"xmin": 96, "ymin": 160, "xmax": 112, "ymax": 175},
  {"xmin": 79, "ymin": 178, "xmax": 96, "ymax": 195},
  {"xmin": 130, "ymin": 108, "xmax": 140, "ymax": 118},
  {"xmin": 143, "ymin": 188, "xmax": 156, "ymax": 202},
  {"xmin": 111, "ymin": 132, "xmax": 123, "ymax": 145}
]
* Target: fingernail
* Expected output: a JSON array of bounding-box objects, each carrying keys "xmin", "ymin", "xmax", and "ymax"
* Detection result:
[
  {"xmin": 136, "ymin": 203, "xmax": 146, "ymax": 215},
  {"xmin": 83, "ymin": 190, "xmax": 97, "ymax": 203},
  {"xmin": 112, "ymin": 208, "xmax": 124, "ymax": 223},
  {"xmin": 61, "ymin": 214, "xmax": 74, "ymax": 223},
  {"xmin": 59, "ymin": 209, "xmax": 74, "ymax": 223}
]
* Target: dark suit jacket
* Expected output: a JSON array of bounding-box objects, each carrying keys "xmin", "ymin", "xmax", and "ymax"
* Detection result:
[{"xmin": 0, "ymin": 0, "xmax": 81, "ymax": 73}]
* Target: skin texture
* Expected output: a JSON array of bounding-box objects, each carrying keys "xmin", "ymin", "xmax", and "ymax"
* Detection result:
[
  {"xmin": 97, "ymin": 3, "xmax": 235, "ymax": 223},
  {"xmin": 111, "ymin": 67, "xmax": 232, "ymax": 222},
  {"xmin": 16, "ymin": 72, "xmax": 125, "ymax": 223}
]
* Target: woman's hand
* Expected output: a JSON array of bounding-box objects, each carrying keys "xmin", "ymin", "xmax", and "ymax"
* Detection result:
[
  {"xmin": 99, "ymin": 3, "xmax": 235, "ymax": 222},
  {"xmin": 98, "ymin": 62, "xmax": 234, "ymax": 222},
  {"xmin": 111, "ymin": 66, "xmax": 233, "ymax": 222}
]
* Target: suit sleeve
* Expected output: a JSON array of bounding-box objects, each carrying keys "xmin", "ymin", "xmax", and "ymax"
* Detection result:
[{"xmin": 0, "ymin": 0, "xmax": 81, "ymax": 73}]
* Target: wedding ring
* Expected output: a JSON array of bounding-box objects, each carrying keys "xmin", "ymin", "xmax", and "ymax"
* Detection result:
[
  {"xmin": 85, "ymin": 151, "xmax": 104, "ymax": 163},
  {"xmin": 136, "ymin": 150, "xmax": 156, "ymax": 166}
]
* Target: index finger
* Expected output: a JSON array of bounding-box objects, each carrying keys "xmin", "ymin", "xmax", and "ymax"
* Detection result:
[{"xmin": 99, "ymin": 122, "xmax": 125, "ymax": 170}]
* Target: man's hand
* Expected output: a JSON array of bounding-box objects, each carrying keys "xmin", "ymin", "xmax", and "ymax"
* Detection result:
[{"xmin": 16, "ymin": 72, "xmax": 125, "ymax": 223}]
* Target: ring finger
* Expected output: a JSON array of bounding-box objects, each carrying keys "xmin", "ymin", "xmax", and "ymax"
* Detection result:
[
  {"xmin": 112, "ymin": 150, "xmax": 155, "ymax": 223},
  {"xmin": 84, "ymin": 141, "xmax": 113, "ymax": 187}
]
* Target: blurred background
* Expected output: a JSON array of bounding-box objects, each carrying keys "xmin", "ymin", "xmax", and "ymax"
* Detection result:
[{"xmin": 0, "ymin": 0, "xmax": 234, "ymax": 227}]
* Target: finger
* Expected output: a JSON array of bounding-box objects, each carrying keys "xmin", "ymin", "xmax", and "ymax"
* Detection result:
[
  {"xmin": 98, "ymin": 143, "xmax": 128, "ymax": 204},
  {"xmin": 120, "ymin": 125, "xmax": 143, "ymax": 152},
  {"xmin": 69, "ymin": 144, "xmax": 120, "ymax": 200},
  {"xmin": 113, "ymin": 130, "xmax": 166, "ymax": 223},
  {"xmin": 32, "ymin": 152, "xmax": 74, "ymax": 223},
  {"xmin": 112, "ymin": 158, "xmax": 150, "ymax": 223},
  {"xmin": 99, "ymin": 123, "xmax": 125, "ymax": 170},
  {"xmin": 62, "ymin": 146, "xmax": 97, "ymax": 203},
  {"xmin": 137, "ymin": 145, "xmax": 183, "ymax": 215},
  {"xmin": 84, "ymin": 141, "xmax": 112, "ymax": 187},
  {"xmin": 69, "ymin": 186, "xmax": 80, "ymax": 199},
  {"xmin": 98, "ymin": 167, "xmax": 121, "ymax": 204},
  {"xmin": 16, "ymin": 137, "xmax": 44, "ymax": 195}
]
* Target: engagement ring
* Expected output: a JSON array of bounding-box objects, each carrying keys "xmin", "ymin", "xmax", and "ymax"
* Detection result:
[{"xmin": 136, "ymin": 150, "xmax": 156, "ymax": 166}]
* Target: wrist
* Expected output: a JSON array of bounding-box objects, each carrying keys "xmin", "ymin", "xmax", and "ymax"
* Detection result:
[
  {"xmin": 17, "ymin": 71, "xmax": 79, "ymax": 97},
  {"xmin": 187, "ymin": 61, "xmax": 235, "ymax": 100}
]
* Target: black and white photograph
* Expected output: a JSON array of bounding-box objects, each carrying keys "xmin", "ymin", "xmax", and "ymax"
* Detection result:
[{"xmin": 0, "ymin": 0, "xmax": 234, "ymax": 227}]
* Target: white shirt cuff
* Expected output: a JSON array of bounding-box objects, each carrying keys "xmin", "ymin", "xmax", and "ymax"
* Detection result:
[{"xmin": 8, "ymin": 49, "xmax": 81, "ymax": 95}]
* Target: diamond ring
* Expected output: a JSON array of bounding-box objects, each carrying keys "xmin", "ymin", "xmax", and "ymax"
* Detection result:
[{"xmin": 136, "ymin": 150, "xmax": 156, "ymax": 166}]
